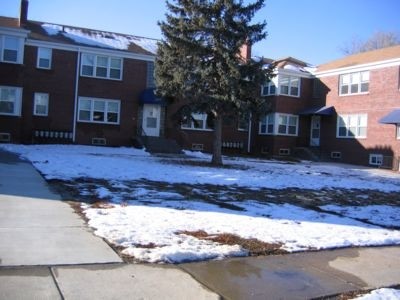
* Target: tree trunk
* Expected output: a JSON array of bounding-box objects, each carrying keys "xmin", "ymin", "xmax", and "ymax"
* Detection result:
[{"xmin": 211, "ymin": 115, "xmax": 223, "ymax": 166}]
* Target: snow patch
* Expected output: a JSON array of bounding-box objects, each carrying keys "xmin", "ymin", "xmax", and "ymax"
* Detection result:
[{"xmin": 41, "ymin": 23, "xmax": 158, "ymax": 54}]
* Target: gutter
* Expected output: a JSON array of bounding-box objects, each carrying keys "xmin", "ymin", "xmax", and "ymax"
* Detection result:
[
  {"xmin": 247, "ymin": 112, "xmax": 252, "ymax": 153},
  {"xmin": 72, "ymin": 48, "xmax": 81, "ymax": 143}
]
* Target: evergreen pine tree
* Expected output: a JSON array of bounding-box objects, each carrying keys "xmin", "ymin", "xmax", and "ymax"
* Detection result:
[{"xmin": 156, "ymin": 0, "xmax": 272, "ymax": 165}]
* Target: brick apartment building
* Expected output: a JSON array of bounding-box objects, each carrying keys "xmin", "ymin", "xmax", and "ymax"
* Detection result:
[
  {"xmin": 0, "ymin": 1, "xmax": 399, "ymax": 170},
  {"xmin": 315, "ymin": 46, "xmax": 400, "ymax": 170},
  {"xmin": 0, "ymin": 0, "xmax": 158, "ymax": 147},
  {"xmin": 248, "ymin": 47, "xmax": 400, "ymax": 171}
]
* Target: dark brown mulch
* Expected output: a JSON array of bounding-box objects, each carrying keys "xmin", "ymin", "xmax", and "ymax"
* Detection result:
[
  {"xmin": 90, "ymin": 201, "xmax": 115, "ymax": 209},
  {"xmin": 177, "ymin": 230, "xmax": 288, "ymax": 256}
]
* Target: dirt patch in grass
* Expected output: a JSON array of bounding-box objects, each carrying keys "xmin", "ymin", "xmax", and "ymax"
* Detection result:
[
  {"xmin": 90, "ymin": 201, "xmax": 115, "ymax": 209},
  {"xmin": 177, "ymin": 230, "xmax": 288, "ymax": 256},
  {"xmin": 158, "ymin": 158, "xmax": 250, "ymax": 170}
]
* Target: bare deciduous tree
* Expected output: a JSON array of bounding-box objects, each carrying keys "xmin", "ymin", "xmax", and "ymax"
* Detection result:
[{"xmin": 340, "ymin": 31, "xmax": 400, "ymax": 55}]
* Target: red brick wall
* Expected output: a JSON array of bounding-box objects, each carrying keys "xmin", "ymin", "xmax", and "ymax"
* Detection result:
[
  {"xmin": 0, "ymin": 62, "xmax": 25, "ymax": 142},
  {"xmin": 0, "ymin": 44, "xmax": 148, "ymax": 146},
  {"xmin": 253, "ymin": 77, "xmax": 318, "ymax": 155},
  {"xmin": 76, "ymin": 58, "xmax": 147, "ymax": 146},
  {"xmin": 319, "ymin": 65, "xmax": 400, "ymax": 168},
  {"xmin": 164, "ymin": 101, "xmax": 249, "ymax": 153},
  {"xmin": 21, "ymin": 46, "xmax": 77, "ymax": 142}
]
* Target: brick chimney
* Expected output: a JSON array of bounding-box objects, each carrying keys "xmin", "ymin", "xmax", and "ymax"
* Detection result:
[
  {"xmin": 20, "ymin": 0, "xmax": 29, "ymax": 25},
  {"xmin": 239, "ymin": 41, "xmax": 252, "ymax": 62}
]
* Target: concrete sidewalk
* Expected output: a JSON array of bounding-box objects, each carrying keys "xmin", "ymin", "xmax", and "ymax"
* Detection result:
[
  {"xmin": 0, "ymin": 150, "xmax": 218, "ymax": 299},
  {"xmin": 1, "ymin": 149, "xmax": 399, "ymax": 299},
  {"xmin": 0, "ymin": 150, "xmax": 121, "ymax": 266},
  {"xmin": 182, "ymin": 246, "xmax": 400, "ymax": 299}
]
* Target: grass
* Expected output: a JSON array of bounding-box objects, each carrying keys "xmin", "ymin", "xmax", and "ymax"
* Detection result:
[{"xmin": 177, "ymin": 230, "xmax": 288, "ymax": 256}]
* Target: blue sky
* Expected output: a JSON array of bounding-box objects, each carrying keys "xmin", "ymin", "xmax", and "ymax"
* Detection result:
[{"xmin": 1, "ymin": 0, "xmax": 399, "ymax": 65}]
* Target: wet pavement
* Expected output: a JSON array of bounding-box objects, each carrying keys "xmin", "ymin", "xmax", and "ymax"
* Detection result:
[{"xmin": 181, "ymin": 247, "xmax": 400, "ymax": 299}]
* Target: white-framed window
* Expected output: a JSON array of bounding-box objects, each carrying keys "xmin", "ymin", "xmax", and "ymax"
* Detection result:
[
  {"xmin": 259, "ymin": 113, "xmax": 274, "ymax": 134},
  {"xmin": 33, "ymin": 93, "xmax": 49, "ymax": 116},
  {"xmin": 81, "ymin": 53, "xmax": 122, "ymax": 80},
  {"xmin": 259, "ymin": 113, "xmax": 298, "ymax": 136},
  {"xmin": 339, "ymin": 71, "xmax": 369, "ymax": 95},
  {"xmin": 278, "ymin": 114, "xmax": 298, "ymax": 135},
  {"xmin": 78, "ymin": 97, "xmax": 120, "ymax": 124},
  {"xmin": 37, "ymin": 47, "xmax": 52, "ymax": 69},
  {"xmin": 181, "ymin": 113, "xmax": 212, "ymax": 131},
  {"xmin": 397, "ymin": 124, "xmax": 400, "ymax": 139},
  {"xmin": 337, "ymin": 114, "xmax": 367, "ymax": 138},
  {"xmin": 369, "ymin": 154, "xmax": 383, "ymax": 166},
  {"xmin": 261, "ymin": 80, "xmax": 276, "ymax": 96},
  {"xmin": 279, "ymin": 75, "xmax": 300, "ymax": 97},
  {"xmin": 0, "ymin": 86, "xmax": 22, "ymax": 116},
  {"xmin": 0, "ymin": 35, "xmax": 24, "ymax": 64}
]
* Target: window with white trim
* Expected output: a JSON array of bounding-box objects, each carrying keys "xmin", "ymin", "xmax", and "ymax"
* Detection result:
[
  {"xmin": 81, "ymin": 53, "xmax": 122, "ymax": 80},
  {"xmin": 339, "ymin": 71, "xmax": 369, "ymax": 95},
  {"xmin": 259, "ymin": 113, "xmax": 274, "ymax": 134},
  {"xmin": 261, "ymin": 80, "xmax": 276, "ymax": 96},
  {"xmin": 0, "ymin": 86, "xmax": 22, "ymax": 116},
  {"xmin": 181, "ymin": 113, "xmax": 212, "ymax": 130},
  {"xmin": 369, "ymin": 154, "xmax": 383, "ymax": 166},
  {"xmin": 33, "ymin": 93, "xmax": 49, "ymax": 116},
  {"xmin": 279, "ymin": 75, "xmax": 300, "ymax": 97},
  {"xmin": 337, "ymin": 114, "xmax": 367, "ymax": 138},
  {"xmin": 37, "ymin": 47, "xmax": 52, "ymax": 69},
  {"xmin": 78, "ymin": 97, "xmax": 120, "ymax": 124},
  {"xmin": 0, "ymin": 35, "xmax": 24, "ymax": 64},
  {"xmin": 397, "ymin": 124, "xmax": 400, "ymax": 139},
  {"xmin": 259, "ymin": 113, "xmax": 298, "ymax": 136},
  {"xmin": 278, "ymin": 114, "xmax": 298, "ymax": 135}
]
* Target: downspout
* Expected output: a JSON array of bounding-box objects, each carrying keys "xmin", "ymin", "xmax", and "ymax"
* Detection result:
[
  {"xmin": 72, "ymin": 48, "xmax": 81, "ymax": 143},
  {"xmin": 247, "ymin": 112, "xmax": 252, "ymax": 153}
]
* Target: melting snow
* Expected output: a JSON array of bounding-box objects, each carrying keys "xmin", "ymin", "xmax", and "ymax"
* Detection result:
[
  {"xmin": 41, "ymin": 23, "xmax": 158, "ymax": 54},
  {"xmin": 2, "ymin": 144, "xmax": 400, "ymax": 263}
]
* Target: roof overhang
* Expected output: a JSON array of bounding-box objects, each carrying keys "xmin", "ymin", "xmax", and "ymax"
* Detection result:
[
  {"xmin": 379, "ymin": 109, "xmax": 400, "ymax": 124},
  {"xmin": 139, "ymin": 88, "xmax": 165, "ymax": 105},
  {"xmin": 299, "ymin": 106, "xmax": 335, "ymax": 116}
]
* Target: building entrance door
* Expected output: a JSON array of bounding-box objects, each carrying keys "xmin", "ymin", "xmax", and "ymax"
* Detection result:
[
  {"xmin": 310, "ymin": 116, "xmax": 321, "ymax": 146},
  {"xmin": 142, "ymin": 104, "xmax": 160, "ymax": 137}
]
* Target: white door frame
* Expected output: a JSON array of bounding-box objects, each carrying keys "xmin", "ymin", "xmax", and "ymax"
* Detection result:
[
  {"xmin": 142, "ymin": 104, "xmax": 161, "ymax": 137},
  {"xmin": 310, "ymin": 115, "xmax": 321, "ymax": 146}
]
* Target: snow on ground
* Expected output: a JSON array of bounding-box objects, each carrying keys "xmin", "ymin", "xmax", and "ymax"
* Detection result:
[
  {"xmin": 2, "ymin": 144, "xmax": 400, "ymax": 192},
  {"xmin": 2, "ymin": 144, "xmax": 400, "ymax": 263},
  {"xmin": 352, "ymin": 288, "xmax": 400, "ymax": 300},
  {"xmin": 321, "ymin": 205, "xmax": 400, "ymax": 228},
  {"xmin": 83, "ymin": 199, "xmax": 400, "ymax": 263}
]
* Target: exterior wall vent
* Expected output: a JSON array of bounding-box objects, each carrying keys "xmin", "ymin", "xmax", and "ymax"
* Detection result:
[
  {"xmin": 331, "ymin": 151, "xmax": 342, "ymax": 159},
  {"xmin": 279, "ymin": 148, "xmax": 290, "ymax": 156},
  {"xmin": 192, "ymin": 143, "xmax": 204, "ymax": 151},
  {"xmin": 92, "ymin": 138, "xmax": 107, "ymax": 146},
  {"xmin": 261, "ymin": 146, "xmax": 269, "ymax": 154},
  {"xmin": 0, "ymin": 133, "xmax": 11, "ymax": 142}
]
